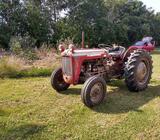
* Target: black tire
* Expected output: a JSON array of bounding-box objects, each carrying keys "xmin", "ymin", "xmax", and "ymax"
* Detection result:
[
  {"xmin": 51, "ymin": 68, "xmax": 70, "ymax": 92},
  {"xmin": 81, "ymin": 76, "xmax": 106, "ymax": 107},
  {"xmin": 125, "ymin": 50, "xmax": 153, "ymax": 92}
]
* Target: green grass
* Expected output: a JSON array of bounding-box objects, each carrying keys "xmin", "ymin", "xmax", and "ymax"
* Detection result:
[
  {"xmin": 0, "ymin": 52, "xmax": 160, "ymax": 140},
  {"xmin": 16, "ymin": 68, "xmax": 53, "ymax": 78},
  {"xmin": 0, "ymin": 68, "xmax": 53, "ymax": 78},
  {"xmin": 0, "ymin": 56, "xmax": 54, "ymax": 78}
]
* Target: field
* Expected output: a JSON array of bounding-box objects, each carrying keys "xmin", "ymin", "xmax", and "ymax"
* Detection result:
[{"xmin": 0, "ymin": 52, "xmax": 160, "ymax": 140}]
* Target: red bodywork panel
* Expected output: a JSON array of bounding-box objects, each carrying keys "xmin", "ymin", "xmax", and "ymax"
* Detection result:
[
  {"xmin": 60, "ymin": 40, "xmax": 155, "ymax": 85},
  {"xmin": 123, "ymin": 43, "xmax": 155, "ymax": 61},
  {"xmin": 129, "ymin": 45, "xmax": 155, "ymax": 52},
  {"xmin": 61, "ymin": 49, "xmax": 110, "ymax": 85}
]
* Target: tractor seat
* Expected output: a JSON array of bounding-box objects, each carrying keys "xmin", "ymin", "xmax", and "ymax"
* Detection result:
[{"xmin": 109, "ymin": 46, "xmax": 126, "ymax": 58}]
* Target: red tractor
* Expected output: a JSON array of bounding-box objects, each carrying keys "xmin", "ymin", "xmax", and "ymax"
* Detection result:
[{"xmin": 51, "ymin": 37, "xmax": 155, "ymax": 107}]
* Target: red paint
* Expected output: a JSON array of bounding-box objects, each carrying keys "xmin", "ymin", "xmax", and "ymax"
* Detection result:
[{"xmin": 61, "ymin": 39, "xmax": 155, "ymax": 85}]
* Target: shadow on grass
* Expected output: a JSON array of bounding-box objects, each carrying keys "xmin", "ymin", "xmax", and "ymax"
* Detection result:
[
  {"xmin": 93, "ymin": 80, "xmax": 160, "ymax": 114},
  {"xmin": 151, "ymin": 50, "xmax": 160, "ymax": 55},
  {"xmin": 0, "ymin": 109, "xmax": 9, "ymax": 117},
  {"xmin": 61, "ymin": 88, "xmax": 81, "ymax": 95},
  {"xmin": 0, "ymin": 110, "xmax": 5, "ymax": 116},
  {"xmin": 61, "ymin": 80, "xmax": 160, "ymax": 114},
  {"xmin": 2, "ymin": 124, "xmax": 46, "ymax": 140}
]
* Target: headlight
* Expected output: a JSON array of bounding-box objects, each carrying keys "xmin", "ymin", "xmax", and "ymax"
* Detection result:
[
  {"xmin": 58, "ymin": 44, "xmax": 65, "ymax": 52},
  {"xmin": 68, "ymin": 44, "xmax": 75, "ymax": 53}
]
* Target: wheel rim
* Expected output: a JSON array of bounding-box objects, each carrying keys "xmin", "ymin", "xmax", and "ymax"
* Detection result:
[
  {"xmin": 90, "ymin": 82, "xmax": 103, "ymax": 104},
  {"xmin": 136, "ymin": 61, "xmax": 149, "ymax": 85}
]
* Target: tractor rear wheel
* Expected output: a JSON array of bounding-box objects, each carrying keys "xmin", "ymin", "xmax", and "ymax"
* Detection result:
[
  {"xmin": 51, "ymin": 68, "xmax": 70, "ymax": 92},
  {"xmin": 81, "ymin": 76, "xmax": 106, "ymax": 107},
  {"xmin": 125, "ymin": 50, "xmax": 153, "ymax": 92}
]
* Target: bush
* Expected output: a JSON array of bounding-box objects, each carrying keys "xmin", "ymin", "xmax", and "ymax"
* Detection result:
[
  {"xmin": 20, "ymin": 36, "xmax": 36, "ymax": 48},
  {"xmin": 9, "ymin": 36, "xmax": 38, "ymax": 60},
  {"xmin": 22, "ymin": 48, "xmax": 38, "ymax": 60},
  {"xmin": 9, "ymin": 37, "xmax": 23, "ymax": 55}
]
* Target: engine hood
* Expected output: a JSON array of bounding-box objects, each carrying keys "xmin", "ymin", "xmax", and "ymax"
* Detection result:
[{"xmin": 61, "ymin": 48, "xmax": 107, "ymax": 57}]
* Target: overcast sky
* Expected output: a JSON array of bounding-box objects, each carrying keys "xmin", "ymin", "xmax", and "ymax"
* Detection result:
[{"xmin": 140, "ymin": 0, "xmax": 160, "ymax": 12}]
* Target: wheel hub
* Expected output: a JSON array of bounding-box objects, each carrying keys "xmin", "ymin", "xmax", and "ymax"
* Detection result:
[
  {"xmin": 90, "ymin": 83, "xmax": 103, "ymax": 104},
  {"xmin": 137, "ymin": 62, "xmax": 148, "ymax": 83}
]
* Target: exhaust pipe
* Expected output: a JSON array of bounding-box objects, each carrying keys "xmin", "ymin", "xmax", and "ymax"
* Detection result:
[{"xmin": 82, "ymin": 31, "xmax": 85, "ymax": 49}]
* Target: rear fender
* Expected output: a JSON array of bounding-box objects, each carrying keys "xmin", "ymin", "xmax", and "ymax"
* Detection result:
[
  {"xmin": 122, "ymin": 47, "xmax": 137, "ymax": 62},
  {"xmin": 123, "ymin": 45, "xmax": 155, "ymax": 62}
]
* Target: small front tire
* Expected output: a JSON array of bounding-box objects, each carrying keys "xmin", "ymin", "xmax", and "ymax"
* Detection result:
[
  {"xmin": 51, "ymin": 68, "xmax": 70, "ymax": 92},
  {"xmin": 81, "ymin": 76, "xmax": 106, "ymax": 107}
]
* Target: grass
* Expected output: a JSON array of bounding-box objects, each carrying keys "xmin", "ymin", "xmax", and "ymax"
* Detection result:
[
  {"xmin": 0, "ymin": 52, "xmax": 160, "ymax": 140},
  {"xmin": 0, "ymin": 56, "xmax": 56, "ymax": 78},
  {"xmin": 0, "ymin": 67, "xmax": 53, "ymax": 78},
  {"xmin": 16, "ymin": 68, "xmax": 53, "ymax": 78}
]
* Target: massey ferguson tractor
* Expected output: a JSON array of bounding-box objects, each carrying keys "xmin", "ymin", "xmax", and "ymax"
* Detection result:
[{"xmin": 51, "ymin": 37, "xmax": 155, "ymax": 107}]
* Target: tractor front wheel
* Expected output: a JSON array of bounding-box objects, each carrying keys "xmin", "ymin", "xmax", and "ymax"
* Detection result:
[
  {"xmin": 81, "ymin": 76, "xmax": 106, "ymax": 107},
  {"xmin": 125, "ymin": 50, "xmax": 153, "ymax": 92},
  {"xmin": 51, "ymin": 68, "xmax": 70, "ymax": 92}
]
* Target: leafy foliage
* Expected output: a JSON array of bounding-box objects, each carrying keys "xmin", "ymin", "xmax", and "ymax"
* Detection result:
[
  {"xmin": 0, "ymin": 0, "xmax": 160, "ymax": 49},
  {"xmin": 9, "ymin": 37, "xmax": 23, "ymax": 55}
]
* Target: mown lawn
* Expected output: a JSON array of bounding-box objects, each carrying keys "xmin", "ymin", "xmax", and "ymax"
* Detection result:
[{"xmin": 0, "ymin": 52, "xmax": 160, "ymax": 140}]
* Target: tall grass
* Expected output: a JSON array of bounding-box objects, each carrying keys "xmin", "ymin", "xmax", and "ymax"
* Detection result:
[
  {"xmin": 0, "ymin": 46, "xmax": 61, "ymax": 78},
  {"xmin": 0, "ymin": 56, "xmax": 24, "ymax": 78},
  {"xmin": 0, "ymin": 54, "xmax": 59, "ymax": 78}
]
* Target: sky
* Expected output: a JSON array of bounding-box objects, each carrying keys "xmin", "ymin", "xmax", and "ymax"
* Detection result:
[{"xmin": 140, "ymin": 0, "xmax": 160, "ymax": 13}]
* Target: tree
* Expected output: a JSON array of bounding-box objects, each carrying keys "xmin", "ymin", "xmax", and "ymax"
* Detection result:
[
  {"xmin": 61, "ymin": 0, "xmax": 113, "ymax": 46},
  {"xmin": 118, "ymin": 0, "xmax": 155, "ymax": 44},
  {"xmin": 0, "ymin": 0, "xmax": 27, "ymax": 48},
  {"xmin": 0, "ymin": 0, "xmax": 160, "ymax": 49},
  {"xmin": 150, "ymin": 13, "xmax": 160, "ymax": 45}
]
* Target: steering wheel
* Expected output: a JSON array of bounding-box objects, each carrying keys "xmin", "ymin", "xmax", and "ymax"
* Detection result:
[{"xmin": 98, "ymin": 44, "xmax": 113, "ymax": 51}]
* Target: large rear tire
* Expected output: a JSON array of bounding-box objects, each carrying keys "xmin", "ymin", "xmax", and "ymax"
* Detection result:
[
  {"xmin": 51, "ymin": 68, "xmax": 70, "ymax": 92},
  {"xmin": 125, "ymin": 50, "xmax": 153, "ymax": 92},
  {"xmin": 81, "ymin": 76, "xmax": 106, "ymax": 107}
]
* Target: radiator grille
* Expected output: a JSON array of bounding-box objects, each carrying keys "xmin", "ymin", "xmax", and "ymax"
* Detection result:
[{"xmin": 62, "ymin": 57, "xmax": 72, "ymax": 76}]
